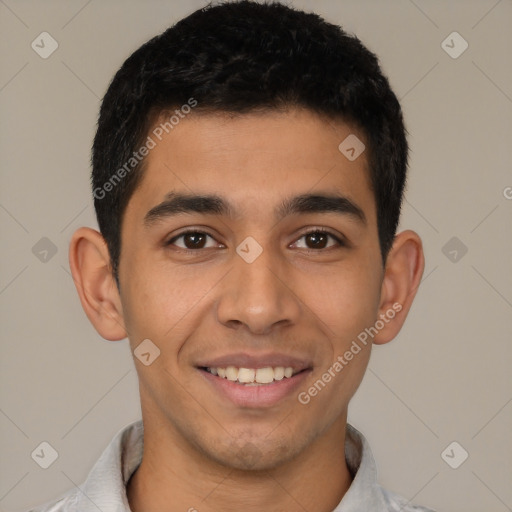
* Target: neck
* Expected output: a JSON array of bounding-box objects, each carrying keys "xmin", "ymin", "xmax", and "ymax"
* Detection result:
[{"xmin": 127, "ymin": 413, "xmax": 352, "ymax": 512}]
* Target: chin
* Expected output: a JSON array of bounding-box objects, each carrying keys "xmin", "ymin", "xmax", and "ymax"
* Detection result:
[{"xmin": 208, "ymin": 436, "xmax": 305, "ymax": 472}]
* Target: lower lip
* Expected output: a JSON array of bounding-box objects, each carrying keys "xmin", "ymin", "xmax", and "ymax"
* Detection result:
[{"xmin": 199, "ymin": 368, "xmax": 312, "ymax": 408}]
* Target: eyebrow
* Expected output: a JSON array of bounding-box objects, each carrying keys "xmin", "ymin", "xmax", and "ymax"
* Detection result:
[
  {"xmin": 144, "ymin": 192, "xmax": 366, "ymax": 226},
  {"xmin": 277, "ymin": 193, "xmax": 366, "ymax": 224},
  {"xmin": 144, "ymin": 193, "xmax": 232, "ymax": 226}
]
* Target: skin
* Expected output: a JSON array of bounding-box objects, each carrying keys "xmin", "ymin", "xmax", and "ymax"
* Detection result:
[{"xmin": 69, "ymin": 108, "xmax": 424, "ymax": 512}]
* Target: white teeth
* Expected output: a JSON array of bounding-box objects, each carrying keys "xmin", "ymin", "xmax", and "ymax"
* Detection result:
[
  {"xmin": 225, "ymin": 366, "xmax": 238, "ymax": 381},
  {"xmin": 255, "ymin": 367, "xmax": 274, "ymax": 383},
  {"xmin": 205, "ymin": 365, "xmax": 298, "ymax": 384},
  {"xmin": 237, "ymin": 368, "xmax": 256, "ymax": 383},
  {"xmin": 273, "ymin": 367, "xmax": 285, "ymax": 380}
]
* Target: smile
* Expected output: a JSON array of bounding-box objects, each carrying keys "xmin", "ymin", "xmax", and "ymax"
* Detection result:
[
  {"xmin": 202, "ymin": 365, "xmax": 300, "ymax": 385},
  {"xmin": 198, "ymin": 366, "xmax": 312, "ymax": 407}
]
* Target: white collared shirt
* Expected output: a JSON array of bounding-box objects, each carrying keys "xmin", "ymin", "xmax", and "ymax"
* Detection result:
[{"xmin": 27, "ymin": 420, "xmax": 435, "ymax": 512}]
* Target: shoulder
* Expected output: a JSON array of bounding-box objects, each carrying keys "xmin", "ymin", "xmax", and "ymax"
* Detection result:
[
  {"xmin": 380, "ymin": 486, "xmax": 437, "ymax": 512},
  {"xmin": 23, "ymin": 489, "xmax": 79, "ymax": 512}
]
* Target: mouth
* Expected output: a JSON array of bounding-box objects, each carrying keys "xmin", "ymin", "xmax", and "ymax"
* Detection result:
[
  {"xmin": 199, "ymin": 365, "xmax": 305, "ymax": 385},
  {"xmin": 197, "ymin": 364, "xmax": 312, "ymax": 407}
]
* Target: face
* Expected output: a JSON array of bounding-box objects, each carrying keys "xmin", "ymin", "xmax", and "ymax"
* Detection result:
[{"xmin": 118, "ymin": 108, "xmax": 384, "ymax": 471}]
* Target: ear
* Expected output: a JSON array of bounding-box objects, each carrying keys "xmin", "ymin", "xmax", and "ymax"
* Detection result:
[
  {"xmin": 68, "ymin": 227, "xmax": 127, "ymax": 341},
  {"xmin": 373, "ymin": 230, "xmax": 424, "ymax": 345}
]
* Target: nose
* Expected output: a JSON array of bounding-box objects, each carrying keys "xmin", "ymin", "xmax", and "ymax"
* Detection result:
[{"xmin": 216, "ymin": 245, "xmax": 302, "ymax": 335}]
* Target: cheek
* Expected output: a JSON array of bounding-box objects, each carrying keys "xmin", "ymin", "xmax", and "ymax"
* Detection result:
[
  {"xmin": 119, "ymin": 259, "xmax": 223, "ymax": 350},
  {"xmin": 297, "ymin": 267, "xmax": 378, "ymax": 413},
  {"xmin": 298, "ymin": 259, "xmax": 382, "ymax": 345}
]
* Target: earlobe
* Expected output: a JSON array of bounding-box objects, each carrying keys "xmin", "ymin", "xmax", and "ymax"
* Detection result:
[
  {"xmin": 373, "ymin": 230, "xmax": 425, "ymax": 345},
  {"xmin": 68, "ymin": 227, "xmax": 127, "ymax": 341}
]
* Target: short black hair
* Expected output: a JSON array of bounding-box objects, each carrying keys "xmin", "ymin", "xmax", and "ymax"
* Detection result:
[{"xmin": 92, "ymin": 0, "xmax": 408, "ymax": 278}]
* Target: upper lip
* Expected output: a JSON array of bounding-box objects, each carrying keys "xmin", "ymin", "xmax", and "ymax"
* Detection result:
[{"xmin": 196, "ymin": 352, "xmax": 313, "ymax": 372}]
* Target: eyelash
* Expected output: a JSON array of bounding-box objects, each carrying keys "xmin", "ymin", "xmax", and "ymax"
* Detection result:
[
  {"xmin": 293, "ymin": 228, "xmax": 346, "ymax": 251},
  {"xmin": 165, "ymin": 228, "xmax": 346, "ymax": 253}
]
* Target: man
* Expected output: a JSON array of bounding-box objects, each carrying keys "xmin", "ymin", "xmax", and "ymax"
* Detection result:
[{"xmin": 29, "ymin": 1, "xmax": 434, "ymax": 510}]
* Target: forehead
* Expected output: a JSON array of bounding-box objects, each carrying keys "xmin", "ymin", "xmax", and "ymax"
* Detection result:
[{"xmin": 127, "ymin": 108, "xmax": 375, "ymax": 221}]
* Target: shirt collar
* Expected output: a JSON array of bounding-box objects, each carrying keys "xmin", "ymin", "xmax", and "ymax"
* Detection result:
[
  {"xmin": 77, "ymin": 420, "xmax": 143, "ymax": 511},
  {"xmin": 333, "ymin": 423, "xmax": 389, "ymax": 510}
]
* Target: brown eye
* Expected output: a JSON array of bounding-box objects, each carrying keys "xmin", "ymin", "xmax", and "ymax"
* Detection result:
[
  {"xmin": 183, "ymin": 232, "xmax": 207, "ymax": 249},
  {"xmin": 291, "ymin": 230, "xmax": 343, "ymax": 250},
  {"xmin": 305, "ymin": 232, "xmax": 329, "ymax": 249},
  {"xmin": 167, "ymin": 231, "xmax": 219, "ymax": 250}
]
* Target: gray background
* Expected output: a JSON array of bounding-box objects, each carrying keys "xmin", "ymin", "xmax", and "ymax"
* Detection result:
[{"xmin": 1, "ymin": 0, "xmax": 511, "ymax": 511}]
